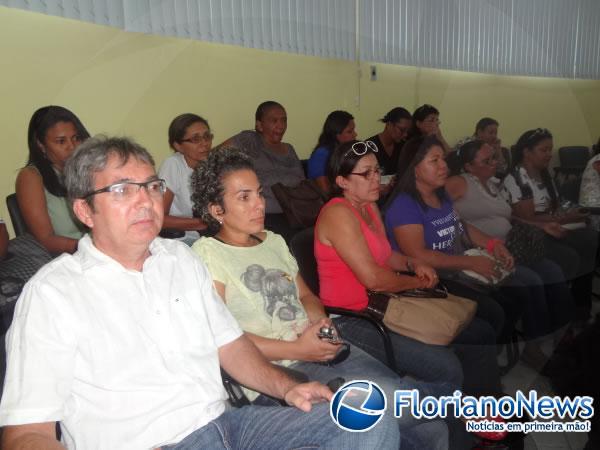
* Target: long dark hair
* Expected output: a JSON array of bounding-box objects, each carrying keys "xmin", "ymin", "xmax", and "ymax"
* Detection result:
[
  {"xmin": 474, "ymin": 117, "xmax": 498, "ymax": 135},
  {"xmin": 312, "ymin": 110, "xmax": 354, "ymax": 154},
  {"xmin": 27, "ymin": 106, "xmax": 90, "ymax": 197},
  {"xmin": 385, "ymin": 135, "xmax": 446, "ymax": 211},
  {"xmin": 512, "ymin": 128, "xmax": 558, "ymax": 210}
]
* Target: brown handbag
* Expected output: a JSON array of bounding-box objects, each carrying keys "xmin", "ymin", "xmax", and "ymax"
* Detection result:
[
  {"xmin": 366, "ymin": 286, "xmax": 477, "ymax": 346},
  {"xmin": 271, "ymin": 180, "xmax": 328, "ymax": 229}
]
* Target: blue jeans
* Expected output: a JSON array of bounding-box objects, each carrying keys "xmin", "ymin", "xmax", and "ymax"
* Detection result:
[
  {"xmin": 332, "ymin": 317, "xmax": 463, "ymax": 387},
  {"xmin": 255, "ymin": 345, "xmax": 450, "ymax": 450},
  {"xmin": 165, "ymin": 401, "xmax": 399, "ymax": 450},
  {"xmin": 333, "ymin": 316, "xmax": 500, "ymax": 397},
  {"xmin": 502, "ymin": 259, "xmax": 574, "ymax": 338}
]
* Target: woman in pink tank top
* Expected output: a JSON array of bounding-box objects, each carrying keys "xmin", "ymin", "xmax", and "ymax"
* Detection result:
[
  {"xmin": 315, "ymin": 140, "xmax": 437, "ymax": 311},
  {"xmin": 314, "ymin": 139, "xmax": 502, "ymax": 402}
]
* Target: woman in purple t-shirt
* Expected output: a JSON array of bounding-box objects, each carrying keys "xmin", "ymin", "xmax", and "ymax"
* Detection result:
[{"xmin": 384, "ymin": 136, "xmax": 511, "ymax": 343}]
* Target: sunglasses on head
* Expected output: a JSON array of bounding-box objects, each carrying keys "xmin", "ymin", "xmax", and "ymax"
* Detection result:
[{"xmin": 343, "ymin": 140, "xmax": 378, "ymax": 158}]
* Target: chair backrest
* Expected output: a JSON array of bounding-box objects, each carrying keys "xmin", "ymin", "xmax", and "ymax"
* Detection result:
[
  {"xmin": 300, "ymin": 159, "xmax": 309, "ymax": 178},
  {"xmin": 6, "ymin": 194, "xmax": 29, "ymax": 237},
  {"xmin": 558, "ymin": 146, "xmax": 590, "ymax": 169},
  {"xmin": 289, "ymin": 227, "xmax": 319, "ymax": 295}
]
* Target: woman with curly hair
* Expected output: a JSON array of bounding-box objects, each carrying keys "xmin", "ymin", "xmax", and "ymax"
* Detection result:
[{"xmin": 189, "ymin": 148, "xmax": 452, "ymax": 450}]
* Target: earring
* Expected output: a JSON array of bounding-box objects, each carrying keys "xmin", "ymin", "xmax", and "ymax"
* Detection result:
[{"xmin": 218, "ymin": 219, "xmax": 223, "ymax": 225}]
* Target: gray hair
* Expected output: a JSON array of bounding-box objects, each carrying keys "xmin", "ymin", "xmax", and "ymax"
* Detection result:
[
  {"xmin": 191, "ymin": 147, "xmax": 254, "ymax": 233},
  {"xmin": 64, "ymin": 135, "xmax": 155, "ymax": 207}
]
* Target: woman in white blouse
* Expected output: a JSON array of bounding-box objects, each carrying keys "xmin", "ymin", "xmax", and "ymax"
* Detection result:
[{"xmin": 502, "ymin": 128, "xmax": 597, "ymax": 321}]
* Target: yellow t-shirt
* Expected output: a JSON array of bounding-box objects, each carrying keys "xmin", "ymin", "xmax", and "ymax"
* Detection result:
[{"xmin": 192, "ymin": 231, "xmax": 310, "ymax": 358}]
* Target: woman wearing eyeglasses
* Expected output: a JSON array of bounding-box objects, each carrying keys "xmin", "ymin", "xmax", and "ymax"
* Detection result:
[
  {"xmin": 314, "ymin": 140, "xmax": 502, "ymax": 397},
  {"xmin": 190, "ymin": 147, "xmax": 452, "ymax": 450},
  {"xmin": 158, "ymin": 113, "xmax": 212, "ymax": 244},
  {"xmin": 307, "ymin": 110, "xmax": 357, "ymax": 192},
  {"xmin": 16, "ymin": 106, "xmax": 89, "ymax": 255},
  {"xmin": 397, "ymin": 104, "xmax": 451, "ymax": 183},
  {"xmin": 366, "ymin": 107, "xmax": 412, "ymax": 176},
  {"xmin": 502, "ymin": 128, "xmax": 597, "ymax": 322},
  {"xmin": 445, "ymin": 139, "xmax": 574, "ymax": 368}
]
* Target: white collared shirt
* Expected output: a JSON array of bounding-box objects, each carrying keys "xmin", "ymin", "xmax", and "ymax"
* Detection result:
[{"xmin": 0, "ymin": 235, "xmax": 242, "ymax": 449}]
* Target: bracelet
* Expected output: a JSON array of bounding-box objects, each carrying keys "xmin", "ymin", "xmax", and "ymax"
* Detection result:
[{"xmin": 486, "ymin": 238, "xmax": 502, "ymax": 254}]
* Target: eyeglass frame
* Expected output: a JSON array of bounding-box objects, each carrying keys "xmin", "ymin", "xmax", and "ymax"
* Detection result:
[
  {"xmin": 349, "ymin": 166, "xmax": 382, "ymax": 180},
  {"xmin": 82, "ymin": 178, "xmax": 167, "ymax": 200},
  {"xmin": 179, "ymin": 132, "xmax": 214, "ymax": 144}
]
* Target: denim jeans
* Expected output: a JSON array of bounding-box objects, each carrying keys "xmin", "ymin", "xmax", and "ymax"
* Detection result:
[
  {"xmin": 165, "ymin": 401, "xmax": 400, "ymax": 450},
  {"xmin": 332, "ymin": 317, "xmax": 463, "ymax": 387},
  {"xmin": 333, "ymin": 316, "xmax": 500, "ymax": 397},
  {"xmin": 252, "ymin": 345, "xmax": 450, "ymax": 450},
  {"xmin": 545, "ymin": 227, "xmax": 598, "ymax": 315},
  {"xmin": 502, "ymin": 259, "xmax": 574, "ymax": 338}
]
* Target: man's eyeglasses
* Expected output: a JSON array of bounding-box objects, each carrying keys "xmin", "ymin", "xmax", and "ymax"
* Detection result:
[
  {"xmin": 180, "ymin": 132, "xmax": 214, "ymax": 144},
  {"xmin": 350, "ymin": 167, "xmax": 382, "ymax": 180},
  {"xmin": 343, "ymin": 140, "xmax": 378, "ymax": 157},
  {"xmin": 83, "ymin": 179, "xmax": 167, "ymax": 200}
]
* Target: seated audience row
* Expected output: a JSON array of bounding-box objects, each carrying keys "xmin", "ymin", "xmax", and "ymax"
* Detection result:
[
  {"xmin": 6, "ymin": 99, "xmax": 598, "ymax": 448},
  {"xmin": 1, "ymin": 136, "xmax": 400, "ymax": 450},
  {"xmin": 190, "ymin": 148, "xmax": 450, "ymax": 449},
  {"xmin": 313, "ymin": 139, "xmax": 501, "ymax": 398}
]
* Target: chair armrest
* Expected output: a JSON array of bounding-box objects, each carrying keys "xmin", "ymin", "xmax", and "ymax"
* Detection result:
[{"xmin": 324, "ymin": 306, "xmax": 398, "ymax": 374}]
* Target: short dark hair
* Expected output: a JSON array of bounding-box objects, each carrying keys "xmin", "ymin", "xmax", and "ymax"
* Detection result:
[
  {"xmin": 327, "ymin": 140, "xmax": 378, "ymax": 197},
  {"xmin": 64, "ymin": 135, "xmax": 155, "ymax": 209},
  {"xmin": 407, "ymin": 104, "xmax": 440, "ymax": 140},
  {"xmin": 380, "ymin": 107, "xmax": 411, "ymax": 124},
  {"xmin": 27, "ymin": 105, "xmax": 90, "ymax": 197},
  {"xmin": 191, "ymin": 147, "xmax": 255, "ymax": 233},
  {"xmin": 446, "ymin": 140, "xmax": 486, "ymax": 176},
  {"xmin": 475, "ymin": 117, "xmax": 499, "ymax": 134},
  {"xmin": 168, "ymin": 113, "xmax": 210, "ymax": 150},
  {"xmin": 255, "ymin": 101, "xmax": 285, "ymax": 121},
  {"xmin": 313, "ymin": 110, "xmax": 354, "ymax": 153}
]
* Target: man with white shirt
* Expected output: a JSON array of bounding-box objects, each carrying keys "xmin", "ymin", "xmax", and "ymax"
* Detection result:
[{"xmin": 0, "ymin": 136, "xmax": 398, "ymax": 450}]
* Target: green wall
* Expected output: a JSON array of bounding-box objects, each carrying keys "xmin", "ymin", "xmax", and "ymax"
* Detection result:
[{"xmin": 1, "ymin": 6, "xmax": 598, "ymax": 236}]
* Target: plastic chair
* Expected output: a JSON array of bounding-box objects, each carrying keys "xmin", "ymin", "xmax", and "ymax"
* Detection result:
[
  {"xmin": 6, "ymin": 194, "xmax": 29, "ymax": 237},
  {"xmin": 289, "ymin": 227, "xmax": 398, "ymax": 372},
  {"xmin": 558, "ymin": 146, "xmax": 590, "ymax": 169}
]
